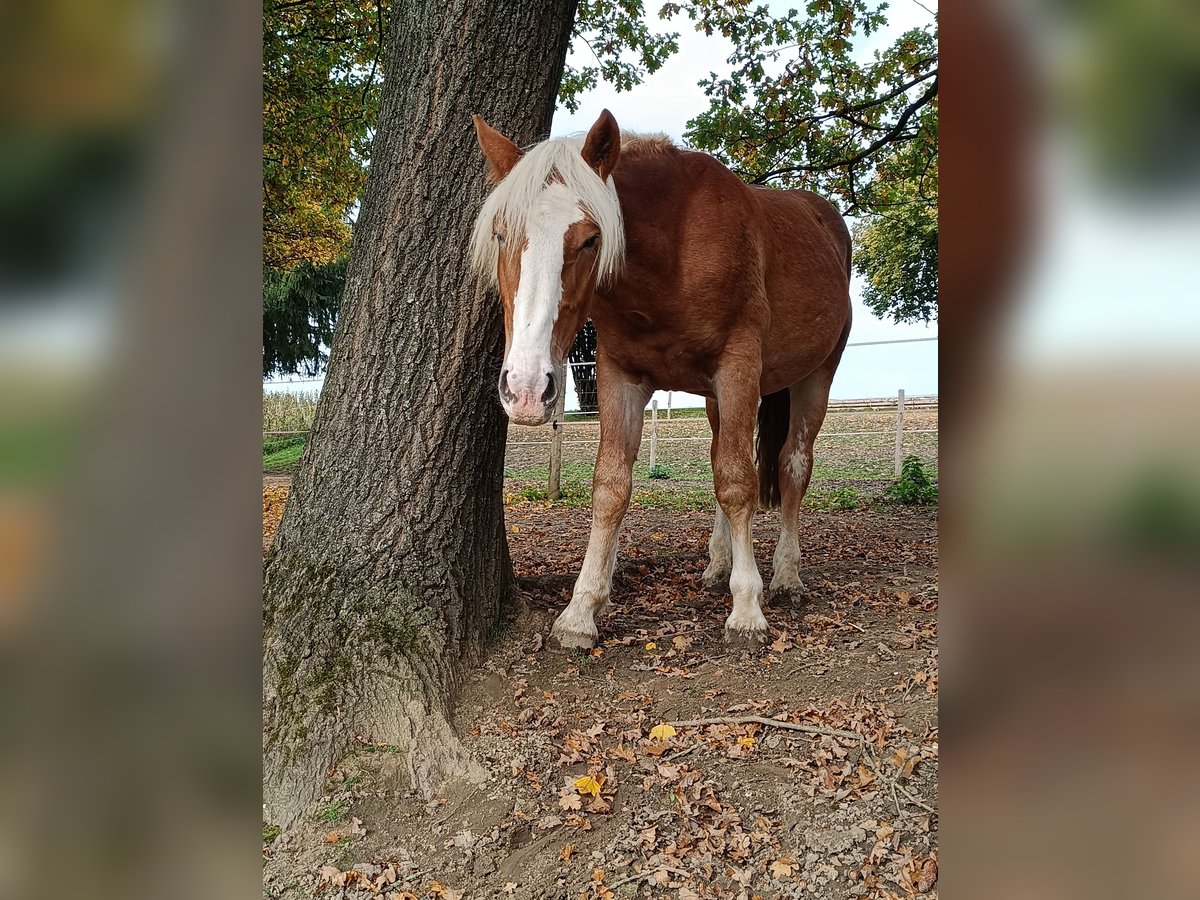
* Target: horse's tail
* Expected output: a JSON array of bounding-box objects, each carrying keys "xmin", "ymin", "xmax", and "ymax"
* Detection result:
[{"xmin": 756, "ymin": 389, "xmax": 790, "ymax": 508}]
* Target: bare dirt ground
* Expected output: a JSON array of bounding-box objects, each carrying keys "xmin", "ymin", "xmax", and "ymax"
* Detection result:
[{"xmin": 263, "ymin": 485, "xmax": 938, "ymax": 900}]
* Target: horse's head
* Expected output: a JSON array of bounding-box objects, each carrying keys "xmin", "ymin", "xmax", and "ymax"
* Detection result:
[{"xmin": 470, "ymin": 110, "xmax": 624, "ymax": 425}]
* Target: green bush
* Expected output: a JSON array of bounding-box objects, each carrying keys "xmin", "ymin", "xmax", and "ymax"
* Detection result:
[
  {"xmin": 885, "ymin": 455, "xmax": 938, "ymax": 505},
  {"xmin": 648, "ymin": 463, "xmax": 672, "ymax": 480}
]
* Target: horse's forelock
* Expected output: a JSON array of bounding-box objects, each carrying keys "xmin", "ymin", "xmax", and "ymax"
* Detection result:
[{"xmin": 470, "ymin": 136, "xmax": 626, "ymax": 288}]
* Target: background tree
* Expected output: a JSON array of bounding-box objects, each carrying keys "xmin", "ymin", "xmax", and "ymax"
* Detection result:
[
  {"xmin": 262, "ymin": 258, "xmax": 347, "ymax": 377},
  {"xmin": 263, "ymin": 0, "xmax": 383, "ymax": 270},
  {"xmin": 262, "ymin": 0, "xmax": 579, "ymax": 827},
  {"xmin": 568, "ymin": 320, "xmax": 600, "ymax": 412}
]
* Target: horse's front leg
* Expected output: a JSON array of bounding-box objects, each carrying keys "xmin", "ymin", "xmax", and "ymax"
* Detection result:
[
  {"xmin": 549, "ymin": 375, "xmax": 651, "ymax": 649},
  {"xmin": 712, "ymin": 366, "xmax": 769, "ymax": 647}
]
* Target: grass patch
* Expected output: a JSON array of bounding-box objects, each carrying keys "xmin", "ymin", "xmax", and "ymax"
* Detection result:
[
  {"xmin": 263, "ymin": 434, "xmax": 306, "ymax": 472},
  {"xmin": 263, "ymin": 823, "xmax": 281, "ymax": 842},
  {"xmin": 805, "ymin": 486, "xmax": 862, "ymax": 511},
  {"xmin": 316, "ymin": 800, "xmax": 349, "ymax": 823}
]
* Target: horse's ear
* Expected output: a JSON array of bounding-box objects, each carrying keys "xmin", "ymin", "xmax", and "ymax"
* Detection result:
[
  {"xmin": 582, "ymin": 109, "xmax": 621, "ymax": 181},
  {"xmin": 472, "ymin": 115, "xmax": 523, "ymax": 184}
]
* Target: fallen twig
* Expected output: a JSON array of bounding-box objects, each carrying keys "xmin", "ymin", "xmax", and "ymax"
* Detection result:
[
  {"xmin": 667, "ymin": 715, "xmax": 861, "ymax": 742},
  {"xmin": 814, "ymin": 615, "xmax": 866, "ymax": 633},
  {"xmin": 608, "ymin": 866, "xmax": 691, "ymax": 890}
]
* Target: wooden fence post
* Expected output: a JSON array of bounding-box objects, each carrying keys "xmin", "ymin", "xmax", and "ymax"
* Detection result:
[
  {"xmin": 894, "ymin": 388, "xmax": 906, "ymax": 477},
  {"xmin": 648, "ymin": 399, "xmax": 658, "ymax": 472},
  {"xmin": 548, "ymin": 380, "xmax": 567, "ymax": 500}
]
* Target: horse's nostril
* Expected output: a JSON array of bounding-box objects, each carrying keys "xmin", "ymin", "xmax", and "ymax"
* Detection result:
[
  {"xmin": 499, "ymin": 369, "xmax": 515, "ymax": 402},
  {"xmin": 541, "ymin": 372, "xmax": 556, "ymax": 404}
]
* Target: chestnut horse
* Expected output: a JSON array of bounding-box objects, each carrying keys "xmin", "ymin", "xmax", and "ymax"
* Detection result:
[{"xmin": 471, "ymin": 109, "xmax": 852, "ymax": 649}]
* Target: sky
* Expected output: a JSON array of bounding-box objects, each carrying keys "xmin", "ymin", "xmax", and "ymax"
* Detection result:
[{"xmin": 265, "ymin": 0, "xmax": 941, "ymax": 406}]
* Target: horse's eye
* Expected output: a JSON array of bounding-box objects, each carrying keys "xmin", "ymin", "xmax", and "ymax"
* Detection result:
[
  {"xmin": 581, "ymin": 235, "xmax": 599, "ymax": 251},
  {"xmin": 494, "ymin": 232, "xmax": 505, "ymax": 244}
]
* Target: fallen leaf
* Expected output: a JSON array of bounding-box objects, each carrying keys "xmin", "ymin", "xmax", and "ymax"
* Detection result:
[
  {"xmin": 560, "ymin": 843, "xmax": 576, "ymax": 862},
  {"xmin": 770, "ymin": 857, "xmax": 795, "ymax": 878},
  {"xmin": 574, "ymin": 775, "xmax": 603, "ymax": 797},
  {"xmin": 558, "ymin": 792, "xmax": 582, "ymax": 811},
  {"xmin": 645, "ymin": 642, "xmax": 657, "ymax": 651},
  {"xmin": 318, "ymin": 865, "xmax": 345, "ymax": 887},
  {"xmin": 649, "ymin": 723, "xmax": 677, "ymax": 741},
  {"xmin": 737, "ymin": 736, "xmax": 756, "ymax": 748},
  {"xmin": 324, "ymin": 832, "xmax": 340, "ymax": 843},
  {"xmin": 918, "ymin": 858, "xmax": 937, "ymax": 891}
]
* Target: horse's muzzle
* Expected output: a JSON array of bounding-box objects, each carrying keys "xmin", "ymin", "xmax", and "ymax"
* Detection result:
[{"xmin": 500, "ymin": 368, "xmax": 557, "ymax": 425}]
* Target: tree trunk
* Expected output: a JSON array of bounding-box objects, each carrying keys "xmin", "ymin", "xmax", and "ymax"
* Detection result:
[{"xmin": 263, "ymin": 0, "xmax": 579, "ymax": 828}]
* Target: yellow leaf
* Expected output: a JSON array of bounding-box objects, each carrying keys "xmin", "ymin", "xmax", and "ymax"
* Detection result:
[
  {"xmin": 511, "ymin": 524, "xmax": 520, "ymax": 533},
  {"xmin": 649, "ymin": 723, "xmax": 676, "ymax": 741},
  {"xmin": 574, "ymin": 775, "xmax": 602, "ymax": 798},
  {"xmin": 737, "ymin": 736, "xmax": 756, "ymax": 747},
  {"xmin": 644, "ymin": 642, "xmax": 657, "ymax": 651}
]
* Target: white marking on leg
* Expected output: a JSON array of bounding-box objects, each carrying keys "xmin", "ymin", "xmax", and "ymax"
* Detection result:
[
  {"xmin": 770, "ymin": 519, "xmax": 804, "ymax": 594},
  {"xmin": 551, "ymin": 378, "xmax": 650, "ymax": 647},
  {"xmin": 702, "ymin": 504, "xmax": 732, "ymax": 585},
  {"xmin": 724, "ymin": 515, "xmax": 766, "ymax": 635},
  {"xmin": 552, "ymin": 526, "xmax": 620, "ymax": 645},
  {"xmin": 785, "ymin": 417, "xmax": 810, "ymax": 482}
]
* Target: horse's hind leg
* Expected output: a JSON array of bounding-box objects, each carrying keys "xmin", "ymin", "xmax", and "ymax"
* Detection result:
[
  {"xmin": 770, "ymin": 369, "xmax": 835, "ymax": 604},
  {"xmin": 701, "ymin": 399, "xmax": 732, "ymax": 593},
  {"xmin": 549, "ymin": 374, "xmax": 652, "ymax": 650}
]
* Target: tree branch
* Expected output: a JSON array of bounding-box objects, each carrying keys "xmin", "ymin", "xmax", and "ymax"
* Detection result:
[{"xmin": 751, "ymin": 77, "xmax": 937, "ymax": 184}]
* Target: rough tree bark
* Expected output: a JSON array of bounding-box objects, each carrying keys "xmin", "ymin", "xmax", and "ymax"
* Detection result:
[{"xmin": 263, "ymin": 0, "xmax": 579, "ymax": 827}]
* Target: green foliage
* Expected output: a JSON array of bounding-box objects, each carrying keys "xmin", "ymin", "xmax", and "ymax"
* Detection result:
[
  {"xmin": 885, "ymin": 455, "xmax": 938, "ymax": 505},
  {"xmin": 852, "ymin": 172, "xmax": 937, "ymax": 323},
  {"xmin": 851, "ymin": 110, "xmax": 937, "ymax": 322},
  {"xmin": 807, "ymin": 485, "xmax": 861, "ymax": 510},
  {"xmin": 263, "ymin": 0, "xmax": 382, "ymax": 269},
  {"xmin": 648, "ymin": 463, "xmax": 672, "ymax": 479},
  {"xmin": 263, "ymin": 257, "xmax": 346, "ymax": 377},
  {"xmin": 263, "ymin": 823, "xmax": 281, "ymax": 842},
  {"xmin": 680, "ymin": 3, "xmax": 937, "ymax": 213},
  {"xmin": 561, "ymin": 2, "xmax": 681, "ymax": 111}
]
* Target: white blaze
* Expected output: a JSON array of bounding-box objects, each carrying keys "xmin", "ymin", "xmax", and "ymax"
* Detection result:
[{"xmin": 503, "ymin": 181, "xmax": 585, "ymax": 403}]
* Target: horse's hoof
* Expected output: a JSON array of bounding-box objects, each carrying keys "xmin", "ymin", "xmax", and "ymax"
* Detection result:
[
  {"xmin": 547, "ymin": 626, "xmax": 598, "ymax": 651},
  {"xmin": 701, "ymin": 571, "xmax": 731, "ymax": 594},
  {"xmin": 768, "ymin": 582, "xmax": 807, "ymax": 608},
  {"xmin": 723, "ymin": 626, "xmax": 768, "ymax": 650}
]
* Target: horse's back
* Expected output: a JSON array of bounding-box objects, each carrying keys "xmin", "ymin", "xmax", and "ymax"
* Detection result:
[{"xmin": 752, "ymin": 186, "xmax": 851, "ymax": 279}]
